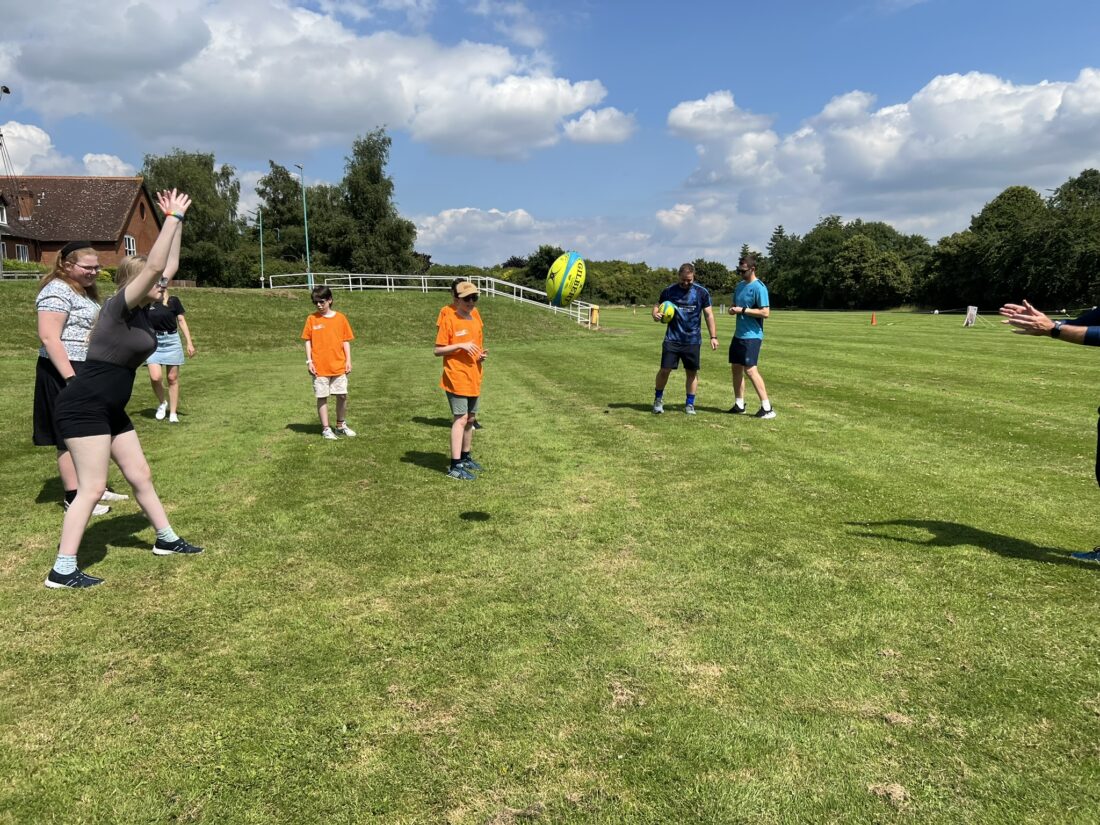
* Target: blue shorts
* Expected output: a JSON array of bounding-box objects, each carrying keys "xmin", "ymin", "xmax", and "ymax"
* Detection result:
[
  {"xmin": 147, "ymin": 332, "xmax": 184, "ymax": 366},
  {"xmin": 729, "ymin": 337, "xmax": 763, "ymax": 367},
  {"xmin": 660, "ymin": 342, "xmax": 701, "ymax": 371}
]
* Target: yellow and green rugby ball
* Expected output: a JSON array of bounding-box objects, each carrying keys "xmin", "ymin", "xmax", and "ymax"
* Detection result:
[
  {"xmin": 546, "ymin": 252, "xmax": 586, "ymax": 307},
  {"xmin": 657, "ymin": 300, "xmax": 676, "ymax": 323}
]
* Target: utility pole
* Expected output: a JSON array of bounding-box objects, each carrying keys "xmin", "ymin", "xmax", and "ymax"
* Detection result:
[
  {"xmin": 249, "ymin": 207, "xmax": 264, "ymax": 287},
  {"xmin": 293, "ymin": 163, "xmax": 312, "ymax": 289}
]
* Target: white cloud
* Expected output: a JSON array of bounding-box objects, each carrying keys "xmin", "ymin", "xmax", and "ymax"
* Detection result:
[
  {"xmin": 655, "ymin": 69, "xmax": 1100, "ymax": 257},
  {"xmin": 0, "ymin": 0, "xmax": 613, "ymax": 160},
  {"xmin": 468, "ymin": 0, "xmax": 546, "ymax": 48},
  {"xmin": 564, "ymin": 108, "xmax": 636, "ymax": 144},
  {"xmin": 82, "ymin": 154, "xmax": 137, "ymax": 177}
]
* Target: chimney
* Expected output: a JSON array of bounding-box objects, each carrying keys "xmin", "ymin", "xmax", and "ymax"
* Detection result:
[{"xmin": 16, "ymin": 187, "xmax": 33, "ymax": 220}]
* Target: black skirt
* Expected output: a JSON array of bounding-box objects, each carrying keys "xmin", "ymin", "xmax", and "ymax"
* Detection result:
[{"xmin": 33, "ymin": 357, "xmax": 84, "ymax": 447}]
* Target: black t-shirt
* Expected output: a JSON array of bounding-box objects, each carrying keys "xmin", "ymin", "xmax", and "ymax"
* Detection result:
[{"xmin": 145, "ymin": 295, "xmax": 185, "ymax": 333}]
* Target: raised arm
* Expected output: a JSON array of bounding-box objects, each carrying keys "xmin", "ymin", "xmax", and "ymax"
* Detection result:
[
  {"xmin": 999, "ymin": 300, "xmax": 1100, "ymax": 346},
  {"xmin": 122, "ymin": 189, "xmax": 191, "ymax": 309}
]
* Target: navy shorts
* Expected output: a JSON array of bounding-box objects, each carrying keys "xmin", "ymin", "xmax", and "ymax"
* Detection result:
[
  {"xmin": 729, "ymin": 337, "xmax": 763, "ymax": 367},
  {"xmin": 661, "ymin": 342, "xmax": 701, "ymax": 371}
]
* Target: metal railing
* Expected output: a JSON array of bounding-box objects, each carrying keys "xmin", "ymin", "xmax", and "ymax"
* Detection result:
[{"xmin": 266, "ymin": 272, "xmax": 599, "ymax": 326}]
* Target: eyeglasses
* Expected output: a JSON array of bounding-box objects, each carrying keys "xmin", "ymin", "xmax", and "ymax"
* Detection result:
[
  {"xmin": 74, "ymin": 263, "xmax": 102, "ymax": 273},
  {"xmin": 460, "ymin": 295, "xmax": 478, "ymax": 303}
]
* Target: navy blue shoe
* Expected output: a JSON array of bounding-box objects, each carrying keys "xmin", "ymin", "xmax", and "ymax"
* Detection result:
[
  {"xmin": 446, "ymin": 465, "xmax": 476, "ymax": 480},
  {"xmin": 45, "ymin": 568, "xmax": 104, "ymax": 589},
  {"xmin": 471, "ymin": 420, "xmax": 483, "ymax": 430},
  {"xmin": 460, "ymin": 457, "xmax": 484, "ymax": 471},
  {"xmin": 153, "ymin": 537, "xmax": 204, "ymax": 556},
  {"xmin": 1070, "ymin": 547, "xmax": 1100, "ymax": 563}
]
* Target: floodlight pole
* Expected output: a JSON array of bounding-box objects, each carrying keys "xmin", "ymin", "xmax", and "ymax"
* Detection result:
[
  {"xmin": 294, "ymin": 163, "xmax": 312, "ymax": 289},
  {"xmin": 0, "ymin": 84, "xmax": 9, "ymax": 279},
  {"xmin": 249, "ymin": 207, "xmax": 264, "ymax": 287}
]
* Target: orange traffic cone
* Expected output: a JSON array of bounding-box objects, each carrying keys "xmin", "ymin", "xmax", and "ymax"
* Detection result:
[{"xmin": 871, "ymin": 312, "xmax": 877, "ymax": 326}]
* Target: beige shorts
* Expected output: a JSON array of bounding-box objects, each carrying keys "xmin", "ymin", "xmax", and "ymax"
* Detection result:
[{"xmin": 313, "ymin": 374, "xmax": 348, "ymax": 398}]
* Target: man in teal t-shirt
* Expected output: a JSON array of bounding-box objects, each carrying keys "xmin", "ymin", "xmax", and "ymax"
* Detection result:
[{"xmin": 727, "ymin": 254, "xmax": 775, "ymax": 419}]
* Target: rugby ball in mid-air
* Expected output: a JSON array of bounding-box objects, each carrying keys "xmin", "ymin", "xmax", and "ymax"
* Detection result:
[
  {"xmin": 657, "ymin": 300, "xmax": 676, "ymax": 324},
  {"xmin": 546, "ymin": 252, "xmax": 586, "ymax": 307}
]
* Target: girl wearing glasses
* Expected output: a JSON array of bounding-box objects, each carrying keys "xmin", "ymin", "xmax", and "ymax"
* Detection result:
[
  {"xmin": 46, "ymin": 190, "xmax": 204, "ymax": 589},
  {"xmin": 34, "ymin": 241, "xmax": 128, "ymax": 518}
]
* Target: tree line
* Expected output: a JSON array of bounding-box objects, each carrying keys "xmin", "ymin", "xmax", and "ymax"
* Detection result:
[{"xmin": 134, "ymin": 136, "xmax": 1100, "ymax": 311}]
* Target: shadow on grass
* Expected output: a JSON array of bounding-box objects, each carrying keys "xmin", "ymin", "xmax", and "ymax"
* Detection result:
[
  {"xmin": 81, "ymin": 513, "xmax": 153, "ymax": 570},
  {"xmin": 285, "ymin": 423, "xmax": 319, "ymax": 435},
  {"xmin": 460, "ymin": 511, "xmax": 491, "ymax": 522},
  {"xmin": 605, "ymin": 402, "xmax": 735, "ymax": 416},
  {"xmin": 401, "ymin": 450, "xmax": 449, "ymax": 474},
  {"xmin": 411, "ymin": 416, "xmax": 453, "ymax": 428},
  {"xmin": 848, "ymin": 519, "xmax": 1095, "ymax": 569},
  {"xmin": 35, "ymin": 476, "xmax": 64, "ymax": 505}
]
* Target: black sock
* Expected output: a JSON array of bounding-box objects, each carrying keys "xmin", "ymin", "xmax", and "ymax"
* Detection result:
[
  {"xmin": 461, "ymin": 451, "xmax": 471, "ymax": 461},
  {"xmin": 450, "ymin": 458, "xmax": 462, "ymax": 470},
  {"xmin": 64, "ymin": 490, "xmax": 77, "ymax": 505}
]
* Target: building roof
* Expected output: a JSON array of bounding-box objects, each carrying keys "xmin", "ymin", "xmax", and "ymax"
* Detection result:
[{"xmin": 0, "ymin": 176, "xmax": 155, "ymax": 243}]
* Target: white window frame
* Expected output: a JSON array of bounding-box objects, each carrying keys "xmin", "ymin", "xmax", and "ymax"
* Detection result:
[
  {"xmin": 15, "ymin": 243, "xmax": 30, "ymax": 262},
  {"xmin": 124, "ymin": 235, "xmax": 137, "ymax": 256},
  {"xmin": 0, "ymin": 205, "xmax": 7, "ymax": 224}
]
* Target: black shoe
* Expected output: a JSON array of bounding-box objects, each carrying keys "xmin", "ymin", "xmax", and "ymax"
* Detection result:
[
  {"xmin": 152, "ymin": 537, "xmax": 204, "ymax": 556},
  {"xmin": 471, "ymin": 420, "xmax": 483, "ymax": 430},
  {"xmin": 754, "ymin": 407, "xmax": 776, "ymax": 419},
  {"xmin": 727, "ymin": 404, "xmax": 746, "ymax": 415},
  {"xmin": 44, "ymin": 568, "xmax": 104, "ymax": 589}
]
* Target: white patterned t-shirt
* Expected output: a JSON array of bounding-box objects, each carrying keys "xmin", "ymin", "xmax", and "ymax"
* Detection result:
[{"xmin": 36, "ymin": 279, "xmax": 101, "ymax": 362}]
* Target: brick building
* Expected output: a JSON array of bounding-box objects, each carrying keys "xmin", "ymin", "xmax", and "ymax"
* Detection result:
[{"xmin": 0, "ymin": 176, "xmax": 162, "ymax": 268}]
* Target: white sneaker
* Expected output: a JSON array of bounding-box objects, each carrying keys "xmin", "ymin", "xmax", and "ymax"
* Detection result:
[
  {"xmin": 169, "ymin": 413, "xmax": 179, "ymax": 423},
  {"xmin": 155, "ymin": 401, "xmax": 168, "ymax": 420},
  {"xmin": 335, "ymin": 424, "xmax": 356, "ymax": 437},
  {"xmin": 99, "ymin": 488, "xmax": 129, "ymax": 502},
  {"xmin": 64, "ymin": 500, "xmax": 111, "ymax": 517},
  {"xmin": 322, "ymin": 427, "xmax": 339, "ymax": 440}
]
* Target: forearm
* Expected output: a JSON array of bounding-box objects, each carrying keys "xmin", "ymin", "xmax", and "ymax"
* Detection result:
[
  {"xmin": 1056, "ymin": 324, "xmax": 1100, "ymax": 346},
  {"xmin": 343, "ymin": 342, "xmax": 351, "ymax": 367},
  {"xmin": 704, "ymin": 309, "xmax": 717, "ymax": 338},
  {"xmin": 42, "ymin": 339, "xmax": 76, "ymax": 378},
  {"xmin": 125, "ymin": 216, "xmax": 183, "ymax": 307},
  {"xmin": 178, "ymin": 317, "xmax": 193, "ymax": 346}
]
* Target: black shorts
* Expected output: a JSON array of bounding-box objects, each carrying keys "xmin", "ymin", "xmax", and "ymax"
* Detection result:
[
  {"xmin": 661, "ymin": 342, "xmax": 701, "ymax": 371},
  {"xmin": 53, "ymin": 361, "xmax": 137, "ymax": 441},
  {"xmin": 33, "ymin": 357, "xmax": 87, "ymax": 448},
  {"xmin": 729, "ymin": 338, "xmax": 763, "ymax": 367}
]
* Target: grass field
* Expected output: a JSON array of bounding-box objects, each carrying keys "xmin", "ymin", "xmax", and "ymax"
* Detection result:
[{"xmin": 0, "ymin": 282, "xmax": 1098, "ymax": 824}]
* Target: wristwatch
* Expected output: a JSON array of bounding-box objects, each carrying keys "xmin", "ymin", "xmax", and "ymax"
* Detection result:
[{"xmin": 1050, "ymin": 320, "xmax": 1066, "ymax": 339}]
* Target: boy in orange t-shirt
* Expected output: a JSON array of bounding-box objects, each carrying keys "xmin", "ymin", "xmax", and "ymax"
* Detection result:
[
  {"xmin": 434, "ymin": 280, "xmax": 486, "ymax": 479},
  {"xmin": 301, "ymin": 285, "xmax": 355, "ymax": 440}
]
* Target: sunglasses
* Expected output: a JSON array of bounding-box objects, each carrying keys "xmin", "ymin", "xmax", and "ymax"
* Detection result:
[{"xmin": 460, "ymin": 295, "xmax": 478, "ymax": 303}]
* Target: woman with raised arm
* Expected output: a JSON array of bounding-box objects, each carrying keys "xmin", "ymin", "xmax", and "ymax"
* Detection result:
[{"xmin": 46, "ymin": 190, "xmax": 204, "ymax": 590}]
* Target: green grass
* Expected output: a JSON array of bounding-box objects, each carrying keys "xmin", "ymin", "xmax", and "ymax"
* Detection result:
[{"xmin": 1, "ymin": 283, "xmax": 1098, "ymax": 823}]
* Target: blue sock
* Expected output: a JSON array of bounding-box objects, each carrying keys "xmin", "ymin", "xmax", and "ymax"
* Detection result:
[
  {"xmin": 53, "ymin": 553, "xmax": 78, "ymax": 575},
  {"xmin": 686, "ymin": 394, "xmax": 696, "ymax": 406},
  {"xmin": 156, "ymin": 525, "xmax": 180, "ymax": 544},
  {"xmin": 654, "ymin": 389, "xmax": 664, "ymax": 400}
]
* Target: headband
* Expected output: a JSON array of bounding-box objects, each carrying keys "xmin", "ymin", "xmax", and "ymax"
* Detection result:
[{"xmin": 58, "ymin": 240, "xmax": 94, "ymax": 259}]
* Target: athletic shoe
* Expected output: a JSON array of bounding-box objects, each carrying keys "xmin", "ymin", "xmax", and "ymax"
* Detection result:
[
  {"xmin": 754, "ymin": 407, "xmax": 776, "ymax": 419},
  {"xmin": 155, "ymin": 401, "xmax": 168, "ymax": 420},
  {"xmin": 460, "ymin": 457, "xmax": 484, "ymax": 471},
  {"xmin": 168, "ymin": 413, "xmax": 179, "ymax": 424},
  {"xmin": 653, "ymin": 399, "xmax": 664, "ymax": 415},
  {"xmin": 446, "ymin": 465, "xmax": 476, "ymax": 480},
  {"xmin": 685, "ymin": 404, "xmax": 696, "ymax": 415},
  {"xmin": 44, "ymin": 568, "xmax": 104, "ymax": 589},
  {"xmin": 471, "ymin": 420, "xmax": 483, "ymax": 430},
  {"xmin": 322, "ymin": 427, "xmax": 339, "ymax": 440},
  {"xmin": 727, "ymin": 404, "xmax": 746, "ymax": 415},
  {"xmin": 64, "ymin": 500, "xmax": 110, "ymax": 517},
  {"xmin": 152, "ymin": 537, "xmax": 204, "ymax": 556},
  {"xmin": 335, "ymin": 424, "xmax": 357, "ymax": 437},
  {"xmin": 1070, "ymin": 547, "xmax": 1100, "ymax": 563},
  {"xmin": 99, "ymin": 488, "xmax": 129, "ymax": 502}
]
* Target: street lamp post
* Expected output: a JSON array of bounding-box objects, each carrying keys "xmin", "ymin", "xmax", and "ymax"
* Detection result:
[
  {"xmin": 293, "ymin": 163, "xmax": 312, "ymax": 289},
  {"xmin": 0, "ymin": 84, "xmax": 10, "ymax": 280},
  {"xmin": 249, "ymin": 207, "xmax": 264, "ymax": 287}
]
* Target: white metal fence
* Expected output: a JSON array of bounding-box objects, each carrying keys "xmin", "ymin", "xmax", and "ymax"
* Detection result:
[{"xmin": 266, "ymin": 272, "xmax": 600, "ymax": 326}]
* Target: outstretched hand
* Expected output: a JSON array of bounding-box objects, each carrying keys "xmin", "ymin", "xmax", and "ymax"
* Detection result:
[
  {"xmin": 157, "ymin": 188, "xmax": 192, "ymax": 218},
  {"xmin": 999, "ymin": 299, "xmax": 1053, "ymax": 336}
]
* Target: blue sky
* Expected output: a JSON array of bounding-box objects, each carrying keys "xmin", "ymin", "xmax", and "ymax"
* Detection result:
[{"xmin": 3, "ymin": 0, "xmax": 1100, "ymax": 267}]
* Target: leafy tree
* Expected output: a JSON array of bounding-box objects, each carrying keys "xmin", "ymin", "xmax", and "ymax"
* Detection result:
[
  {"xmin": 835, "ymin": 234, "xmax": 912, "ymax": 308},
  {"xmin": 141, "ymin": 149, "xmax": 241, "ymax": 285},
  {"xmin": 522, "ymin": 245, "xmax": 565, "ymax": 289},
  {"xmin": 343, "ymin": 129, "xmax": 419, "ymax": 274}
]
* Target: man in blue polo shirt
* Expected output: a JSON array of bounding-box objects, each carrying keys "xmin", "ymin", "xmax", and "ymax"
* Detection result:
[
  {"xmin": 728, "ymin": 254, "xmax": 775, "ymax": 419},
  {"xmin": 652, "ymin": 262, "xmax": 719, "ymax": 415}
]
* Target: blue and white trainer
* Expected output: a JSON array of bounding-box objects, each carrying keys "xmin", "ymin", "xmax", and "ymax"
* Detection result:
[
  {"xmin": 446, "ymin": 465, "xmax": 476, "ymax": 480},
  {"xmin": 153, "ymin": 537, "xmax": 204, "ymax": 556},
  {"xmin": 1070, "ymin": 547, "xmax": 1100, "ymax": 563},
  {"xmin": 45, "ymin": 568, "xmax": 104, "ymax": 589}
]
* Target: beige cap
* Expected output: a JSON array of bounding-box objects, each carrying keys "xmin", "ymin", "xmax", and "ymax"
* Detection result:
[{"xmin": 455, "ymin": 281, "xmax": 479, "ymax": 298}]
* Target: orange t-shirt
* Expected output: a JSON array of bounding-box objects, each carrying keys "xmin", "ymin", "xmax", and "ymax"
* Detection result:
[
  {"xmin": 301, "ymin": 310, "xmax": 355, "ymax": 376},
  {"xmin": 436, "ymin": 304, "xmax": 483, "ymax": 396}
]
